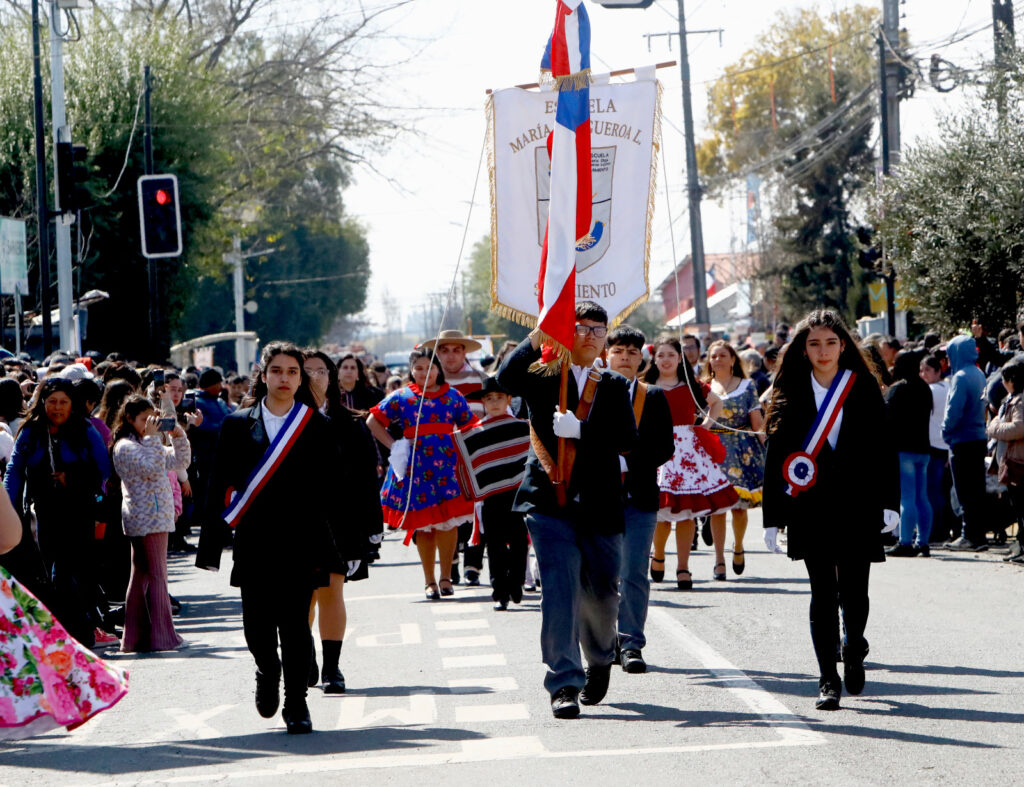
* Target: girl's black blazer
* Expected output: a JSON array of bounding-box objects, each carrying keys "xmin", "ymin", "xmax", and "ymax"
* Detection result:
[{"xmin": 763, "ymin": 370, "xmax": 899, "ymax": 563}]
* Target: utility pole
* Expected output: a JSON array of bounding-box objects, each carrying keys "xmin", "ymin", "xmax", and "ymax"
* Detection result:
[
  {"xmin": 677, "ymin": 0, "xmax": 710, "ymax": 331},
  {"xmin": 229, "ymin": 235, "xmax": 245, "ymax": 373},
  {"xmin": 142, "ymin": 65, "xmax": 159, "ymax": 359},
  {"xmin": 881, "ymin": 0, "xmax": 901, "ymax": 169},
  {"xmin": 993, "ymin": 0, "xmax": 1016, "ymax": 67},
  {"xmin": 49, "ymin": 1, "xmax": 75, "ymax": 353},
  {"xmin": 31, "ymin": 0, "xmax": 53, "ymax": 357}
]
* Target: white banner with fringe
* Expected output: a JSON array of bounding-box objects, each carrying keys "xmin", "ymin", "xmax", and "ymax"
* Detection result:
[{"xmin": 487, "ymin": 75, "xmax": 661, "ymax": 328}]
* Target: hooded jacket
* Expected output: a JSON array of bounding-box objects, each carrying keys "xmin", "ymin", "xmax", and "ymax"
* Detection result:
[{"xmin": 941, "ymin": 335, "xmax": 987, "ymax": 445}]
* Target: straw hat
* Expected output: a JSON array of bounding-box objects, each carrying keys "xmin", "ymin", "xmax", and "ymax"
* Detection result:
[{"xmin": 419, "ymin": 330, "xmax": 482, "ymax": 354}]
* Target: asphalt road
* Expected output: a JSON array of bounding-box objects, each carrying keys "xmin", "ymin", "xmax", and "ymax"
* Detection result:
[{"xmin": 2, "ymin": 509, "xmax": 1023, "ymax": 785}]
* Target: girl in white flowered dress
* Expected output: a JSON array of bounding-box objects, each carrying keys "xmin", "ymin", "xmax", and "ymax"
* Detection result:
[{"xmin": 647, "ymin": 336, "xmax": 738, "ymax": 589}]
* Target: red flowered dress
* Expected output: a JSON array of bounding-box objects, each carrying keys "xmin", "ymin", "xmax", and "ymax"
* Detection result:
[
  {"xmin": 0, "ymin": 566, "xmax": 128, "ymax": 740},
  {"xmin": 371, "ymin": 383, "xmax": 478, "ymax": 544},
  {"xmin": 657, "ymin": 383, "xmax": 739, "ymax": 521}
]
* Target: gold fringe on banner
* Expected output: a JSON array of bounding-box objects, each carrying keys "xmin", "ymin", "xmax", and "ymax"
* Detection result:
[
  {"xmin": 527, "ymin": 331, "xmax": 572, "ymax": 375},
  {"xmin": 551, "ymin": 68, "xmax": 592, "ymax": 92}
]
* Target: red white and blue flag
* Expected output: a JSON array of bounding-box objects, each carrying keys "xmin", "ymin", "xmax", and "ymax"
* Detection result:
[{"xmin": 537, "ymin": 0, "xmax": 593, "ymax": 362}]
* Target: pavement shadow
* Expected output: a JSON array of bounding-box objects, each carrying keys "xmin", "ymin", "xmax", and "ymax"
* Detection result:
[
  {"xmin": 1, "ymin": 726, "xmax": 487, "ymax": 775},
  {"xmin": 881, "ymin": 663, "xmax": 1024, "ymax": 679}
]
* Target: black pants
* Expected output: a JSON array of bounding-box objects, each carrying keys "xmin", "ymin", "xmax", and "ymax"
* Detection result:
[
  {"xmin": 484, "ymin": 506, "xmax": 528, "ymax": 603},
  {"xmin": 803, "ymin": 556, "xmax": 871, "ymax": 683},
  {"xmin": 240, "ymin": 580, "xmax": 314, "ymax": 702},
  {"xmin": 456, "ymin": 521, "xmax": 485, "ymax": 572},
  {"xmin": 950, "ymin": 440, "xmax": 987, "ymax": 543}
]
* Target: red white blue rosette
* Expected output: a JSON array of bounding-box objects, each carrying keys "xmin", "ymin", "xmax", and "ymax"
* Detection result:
[{"xmin": 784, "ymin": 451, "xmax": 817, "ymax": 497}]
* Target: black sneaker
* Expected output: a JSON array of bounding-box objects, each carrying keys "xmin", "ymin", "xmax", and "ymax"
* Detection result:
[
  {"xmin": 282, "ymin": 698, "xmax": 313, "ymax": 734},
  {"xmin": 815, "ymin": 678, "xmax": 841, "ymax": 711},
  {"xmin": 917, "ymin": 544, "xmax": 931, "ymax": 557},
  {"xmin": 550, "ymin": 686, "xmax": 580, "ymax": 719},
  {"xmin": 579, "ymin": 663, "xmax": 612, "ymax": 705},
  {"xmin": 620, "ymin": 649, "xmax": 646, "ymax": 674},
  {"xmin": 842, "ymin": 643, "xmax": 868, "ymax": 695},
  {"xmin": 322, "ymin": 667, "xmax": 346, "ymax": 695},
  {"xmin": 886, "ymin": 543, "xmax": 917, "ymax": 557},
  {"xmin": 255, "ymin": 670, "xmax": 280, "ymax": 719},
  {"xmin": 465, "ymin": 569, "xmax": 481, "ymax": 587},
  {"xmin": 450, "ymin": 562, "xmax": 461, "ymax": 585}
]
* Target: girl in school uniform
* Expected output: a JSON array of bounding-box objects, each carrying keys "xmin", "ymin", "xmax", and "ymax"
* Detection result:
[{"xmin": 763, "ymin": 310, "xmax": 899, "ymax": 711}]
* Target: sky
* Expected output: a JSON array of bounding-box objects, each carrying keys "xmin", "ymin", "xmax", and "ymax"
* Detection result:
[{"xmin": 265, "ymin": 0, "xmax": 1003, "ymax": 340}]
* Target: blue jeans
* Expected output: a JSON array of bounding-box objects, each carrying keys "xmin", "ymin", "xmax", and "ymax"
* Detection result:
[
  {"xmin": 526, "ymin": 511, "xmax": 622, "ymax": 695},
  {"xmin": 898, "ymin": 452, "xmax": 932, "ymax": 547},
  {"xmin": 617, "ymin": 504, "xmax": 658, "ymax": 652},
  {"xmin": 925, "ymin": 449, "xmax": 949, "ymax": 543}
]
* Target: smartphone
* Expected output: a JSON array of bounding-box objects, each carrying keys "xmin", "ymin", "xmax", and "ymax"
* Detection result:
[
  {"xmin": 181, "ymin": 392, "xmax": 197, "ymax": 413},
  {"xmin": 157, "ymin": 417, "xmax": 176, "ymax": 432},
  {"xmin": 152, "ymin": 369, "xmax": 165, "ymax": 386}
]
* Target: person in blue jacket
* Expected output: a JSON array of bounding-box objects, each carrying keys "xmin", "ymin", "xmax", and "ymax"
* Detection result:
[
  {"xmin": 941, "ymin": 335, "xmax": 989, "ymax": 551},
  {"xmin": 4, "ymin": 377, "xmax": 111, "ymax": 647}
]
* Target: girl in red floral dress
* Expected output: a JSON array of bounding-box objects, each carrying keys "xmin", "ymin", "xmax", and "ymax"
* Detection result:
[{"xmin": 646, "ymin": 336, "xmax": 738, "ymax": 589}]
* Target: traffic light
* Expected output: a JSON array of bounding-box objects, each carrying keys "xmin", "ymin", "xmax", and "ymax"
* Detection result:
[
  {"xmin": 137, "ymin": 174, "xmax": 182, "ymax": 258},
  {"xmin": 55, "ymin": 142, "xmax": 89, "ymax": 214}
]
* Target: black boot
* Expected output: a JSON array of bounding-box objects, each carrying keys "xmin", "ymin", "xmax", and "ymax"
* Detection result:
[{"xmin": 321, "ymin": 639, "xmax": 346, "ymax": 694}]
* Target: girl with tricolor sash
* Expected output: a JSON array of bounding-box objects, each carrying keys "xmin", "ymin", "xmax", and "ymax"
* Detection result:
[{"xmin": 763, "ymin": 310, "xmax": 899, "ymax": 712}]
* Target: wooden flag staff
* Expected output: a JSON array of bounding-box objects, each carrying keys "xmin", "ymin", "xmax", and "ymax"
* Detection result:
[{"xmin": 485, "ymin": 60, "xmax": 676, "ymax": 94}]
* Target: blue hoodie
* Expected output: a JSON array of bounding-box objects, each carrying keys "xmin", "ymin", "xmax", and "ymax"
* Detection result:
[{"xmin": 941, "ymin": 335, "xmax": 987, "ymax": 445}]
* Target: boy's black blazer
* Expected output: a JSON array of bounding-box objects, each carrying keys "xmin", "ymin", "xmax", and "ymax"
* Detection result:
[
  {"xmin": 496, "ymin": 339, "xmax": 637, "ymax": 534},
  {"xmin": 623, "ymin": 383, "xmax": 675, "ymax": 512}
]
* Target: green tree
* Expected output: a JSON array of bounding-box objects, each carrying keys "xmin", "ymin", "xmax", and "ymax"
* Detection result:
[
  {"xmin": 877, "ymin": 64, "xmax": 1024, "ymax": 333},
  {"xmin": 698, "ymin": 6, "xmax": 880, "ymax": 322}
]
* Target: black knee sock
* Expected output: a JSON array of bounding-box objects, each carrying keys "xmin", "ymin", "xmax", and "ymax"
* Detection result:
[{"xmin": 321, "ymin": 639, "xmax": 343, "ymax": 680}]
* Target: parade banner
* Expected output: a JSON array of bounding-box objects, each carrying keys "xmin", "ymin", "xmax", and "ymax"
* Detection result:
[
  {"xmin": 0, "ymin": 217, "xmax": 28, "ymax": 296},
  {"xmin": 488, "ymin": 75, "xmax": 661, "ymax": 327}
]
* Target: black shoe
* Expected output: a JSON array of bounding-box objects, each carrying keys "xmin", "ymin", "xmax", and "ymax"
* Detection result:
[
  {"xmin": 732, "ymin": 549, "xmax": 745, "ymax": 575},
  {"xmin": 886, "ymin": 543, "xmax": 917, "ymax": 557},
  {"xmin": 701, "ymin": 519, "xmax": 713, "ymax": 546},
  {"xmin": 255, "ymin": 671, "xmax": 280, "ymax": 719},
  {"xmin": 169, "ymin": 595, "xmax": 182, "ymax": 616},
  {"xmin": 307, "ymin": 654, "xmax": 320, "ymax": 688},
  {"xmin": 579, "ymin": 663, "xmax": 612, "ymax": 705},
  {"xmin": 917, "ymin": 544, "xmax": 931, "ymax": 557},
  {"xmin": 322, "ymin": 669, "xmax": 346, "ymax": 694},
  {"xmin": 465, "ymin": 569, "xmax": 481, "ymax": 586},
  {"xmin": 439, "ymin": 578, "xmax": 455, "ymax": 597},
  {"xmin": 842, "ymin": 643, "xmax": 868, "ymax": 695},
  {"xmin": 282, "ymin": 698, "xmax": 313, "ymax": 734},
  {"xmin": 493, "ymin": 600, "xmax": 509, "ymax": 611},
  {"xmin": 713, "ymin": 563, "xmax": 727, "ymax": 581},
  {"xmin": 676, "ymin": 569, "xmax": 692, "ymax": 590},
  {"xmin": 620, "ymin": 649, "xmax": 646, "ymax": 674},
  {"xmin": 550, "ymin": 686, "xmax": 580, "ymax": 719},
  {"xmin": 650, "ymin": 557, "xmax": 665, "ymax": 582},
  {"xmin": 815, "ymin": 679, "xmax": 841, "ymax": 711},
  {"xmin": 450, "ymin": 562, "xmax": 461, "ymax": 585},
  {"xmin": 509, "ymin": 584, "xmax": 523, "ymax": 604}
]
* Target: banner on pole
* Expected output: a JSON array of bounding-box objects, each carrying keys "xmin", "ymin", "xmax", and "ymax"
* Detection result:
[
  {"xmin": 487, "ymin": 76, "xmax": 661, "ymax": 328},
  {"xmin": 0, "ymin": 217, "xmax": 28, "ymax": 296}
]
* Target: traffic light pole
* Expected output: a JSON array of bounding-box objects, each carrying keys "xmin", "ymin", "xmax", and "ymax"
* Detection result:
[
  {"xmin": 31, "ymin": 0, "xmax": 53, "ymax": 357},
  {"xmin": 49, "ymin": 1, "xmax": 76, "ymax": 353},
  {"xmin": 143, "ymin": 65, "xmax": 161, "ymax": 360}
]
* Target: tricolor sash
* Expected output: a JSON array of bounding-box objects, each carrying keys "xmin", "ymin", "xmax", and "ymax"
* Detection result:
[
  {"xmin": 783, "ymin": 370, "xmax": 856, "ymax": 497},
  {"xmin": 222, "ymin": 402, "xmax": 313, "ymax": 527}
]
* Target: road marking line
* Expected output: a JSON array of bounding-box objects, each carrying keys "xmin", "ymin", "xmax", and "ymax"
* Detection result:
[
  {"xmin": 437, "ymin": 635, "xmax": 497, "ymax": 649},
  {"xmin": 335, "ymin": 693, "xmax": 437, "ymax": 729},
  {"xmin": 454, "ymin": 703, "xmax": 530, "ymax": 722},
  {"xmin": 431, "ymin": 603, "xmax": 487, "ymax": 616},
  {"xmin": 461, "ymin": 736, "xmax": 545, "ymax": 756},
  {"xmin": 647, "ymin": 608, "xmax": 826, "ymax": 746},
  {"xmin": 435, "ymin": 618, "xmax": 490, "ymax": 631},
  {"xmin": 447, "ymin": 676, "xmax": 519, "ymax": 693},
  {"xmin": 162, "ymin": 704, "xmax": 234, "ymax": 739},
  {"xmin": 442, "ymin": 653, "xmax": 507, "ymax": 669},
  {"xmin": 354, "ymin": 623, "xmax": 422, "ymax": 647},
  {"xmin": 345, "ymin": 591, "xmax": 423, "ymax": 602}
]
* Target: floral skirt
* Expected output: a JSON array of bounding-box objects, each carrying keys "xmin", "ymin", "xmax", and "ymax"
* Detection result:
[
  {"xmin": 657, "ymin": 425, "xmax": 739, "ymax": 522},
  {"xmin": 0, "ymin": 566, "xmax": 128, "ymax": 740}
]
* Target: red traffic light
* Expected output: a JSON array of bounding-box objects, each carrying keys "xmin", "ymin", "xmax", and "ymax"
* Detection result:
[{"xmin": 155, "ymin": 189, "xmax": 171, "ymax": 206}]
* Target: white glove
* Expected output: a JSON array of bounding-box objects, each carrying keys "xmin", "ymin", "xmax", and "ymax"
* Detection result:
[
  {"xmin": 368, "ymin": 532, "xmax": 383, "ymax": 545},
  {"xmin": 763, "ymin": 527, "xmax": 785, "ymax": 554},
  {"xmin": 881, "ymin": 509, "xmax": 900, "ymax": 534},
  {"xmin": 619, "ymin": 455, "xmax": 628, "ymax": 473},
  {"xmin": 346, "ymin": 560, "xmax": 361, "ymax": 577},
  {"xmin": 552, "ymin": 408, "xmax": 582, "ymax": 439},
  {"xmin": 389, "ymin": 438, "xmax": 411, "ymax": 478}
]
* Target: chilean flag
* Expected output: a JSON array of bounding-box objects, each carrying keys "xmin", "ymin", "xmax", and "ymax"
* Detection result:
[{"xmin": 537, "ymin": 0, "xmax": 592, "ymax": 361}]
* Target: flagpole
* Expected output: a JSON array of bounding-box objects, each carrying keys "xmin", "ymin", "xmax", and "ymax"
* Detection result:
[{"xmin": 556, "ymin": 362, "xmax": 569, "ymax": 505}]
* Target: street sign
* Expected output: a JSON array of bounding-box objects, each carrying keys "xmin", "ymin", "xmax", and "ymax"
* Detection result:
[
  {"xmin": 0, "ymin": 217, "xmax": 28, "ymax": 295},
  {"xmin": 591, "ymin": 0, "xmax": 656, "ymax": 7},
  {"xmin": 138, "ymin": 174, "xmax": 183, "ymax": 258}
]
